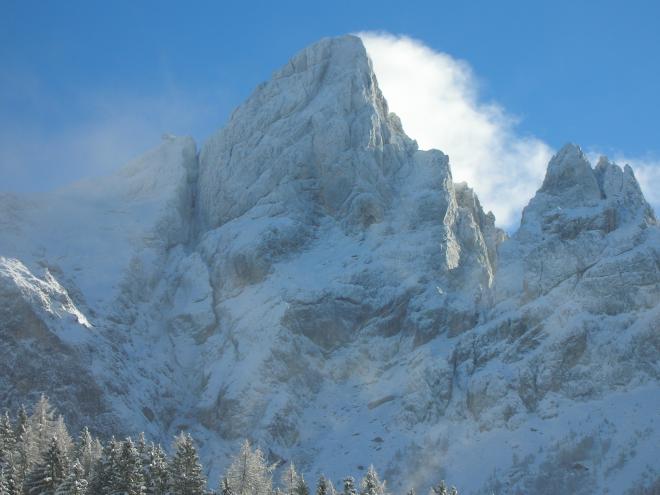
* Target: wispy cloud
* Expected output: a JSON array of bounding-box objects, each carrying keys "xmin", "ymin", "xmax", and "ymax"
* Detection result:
[
  {"xmin": 0, "ymin": 78, "xmax": 230, "ymax": 193},
  {"xmin": 633, "ymin": 161, "xmax": 660, "ymax": 209}
]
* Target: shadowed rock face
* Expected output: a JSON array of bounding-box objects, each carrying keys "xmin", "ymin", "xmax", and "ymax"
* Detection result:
[
  {"xmin": 281, "ymin": 295, "xmax": 371, "ymax": 350},
  {"xmin": 0, "ymin": 258, "xmax": 115, "ymax": 433},
  {"xmin": 0, "ymin": 35, "xmax": 659, "ymax": 495}
]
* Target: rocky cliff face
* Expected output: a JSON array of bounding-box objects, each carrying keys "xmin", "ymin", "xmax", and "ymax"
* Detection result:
[{"xmin": 0, "ymin": 35, "xmax": 658, "ymax": 494}]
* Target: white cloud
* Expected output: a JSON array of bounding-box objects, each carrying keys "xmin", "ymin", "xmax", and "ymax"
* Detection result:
[
  {"xmin": 359, "ymin": 32, "xmax": 554, "ymax": 228},
  {"xmin": 633, "ymin": 161, "xmax": 660, "ymax": 210},
  {"xmin": 359, "ymin": 32, "xmax": 660, "ymax": 226}
]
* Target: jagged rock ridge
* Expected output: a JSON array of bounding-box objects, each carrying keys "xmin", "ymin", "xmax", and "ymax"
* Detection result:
[{"xmin": 0, "ymin": 35, "xmax": 658, "ymax": 495}]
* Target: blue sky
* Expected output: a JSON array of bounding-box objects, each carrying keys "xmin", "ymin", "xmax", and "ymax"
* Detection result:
[{"xmin": 1, "ymin": 0, "xmax": 659, "ymax": 223}]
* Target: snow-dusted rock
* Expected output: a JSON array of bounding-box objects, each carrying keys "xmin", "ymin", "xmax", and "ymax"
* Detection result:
[
  {"xmin": 0, "ymin": 257, "xmax": 115, "ymax": 432},
  {"xmin": 197, "ymin": 36, "xmax": 415, "ymax": 233},
  {"xmin": 495, "ymin": 143, "xmax": 658, "ymax": 308},
  {"xmin": 0, "ymin": 35, "xmax": 658, "ymax": 495}
]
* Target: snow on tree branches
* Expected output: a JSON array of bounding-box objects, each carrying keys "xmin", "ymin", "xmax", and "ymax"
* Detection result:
[{"xmin": 0, "ymin": 397, "xmax": 460, "ymax": 495}]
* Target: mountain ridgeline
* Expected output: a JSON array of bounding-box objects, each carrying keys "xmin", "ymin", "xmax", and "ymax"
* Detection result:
[{"xmin": 0, "ymin": 36, "xmax": 658, "ymax": 494}]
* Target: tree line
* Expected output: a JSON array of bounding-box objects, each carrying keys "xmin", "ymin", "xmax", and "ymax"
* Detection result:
[{"xmin": 0, "ymin": 395, "xmax": 458, "ymax": 495}]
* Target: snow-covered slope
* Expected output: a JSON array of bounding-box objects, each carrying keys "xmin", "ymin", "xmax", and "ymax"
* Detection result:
[{"xmin": 0, "ymin": 35, "xmax": 658, "ymax": 494}]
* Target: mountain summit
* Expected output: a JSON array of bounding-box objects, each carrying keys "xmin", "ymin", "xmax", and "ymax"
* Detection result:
[
  {"xmin": 0, "ymin": 35, "xmax": 658, "ymax": 494},
  {"xmin": 197, "ymin": 35, "xmax": 413, "ymax": 232}
]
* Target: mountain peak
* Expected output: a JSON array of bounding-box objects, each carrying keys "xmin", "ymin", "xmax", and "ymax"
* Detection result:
[
  {"xmin": 594, "ymin": 156, "xmax": 656, "ymax": 224},
  {"xmin": 197, "ymin": 35, "xmax": 414, "ymax": 231},
  {"xmin": 539, "ymin": 143, "xmax": 601, "ymax": 203},
  {"xmin": 273, "ymin": 35, "xmax": 369, "ymax": 80}
]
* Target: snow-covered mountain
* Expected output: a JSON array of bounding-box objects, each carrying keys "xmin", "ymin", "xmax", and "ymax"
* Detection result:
[{"xmin": 1, "ymin": 35, "xmax": 658, "ymax": 494}]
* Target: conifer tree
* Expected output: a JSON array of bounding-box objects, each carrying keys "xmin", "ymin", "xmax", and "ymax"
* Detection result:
[
  {"xmin": 0, "ymin": 412, "xmax": 15, "ymax": 468},
  {"xmin": 111, "ymin": 438, "xmax": 145, "ymax": 495},
  {"xmin": 88, "ymin": 437, "xmax": 120, "ymax": 495},
  {"xmin": 327, "ymin": 479, "xmax": 337, "ymax": 495},
  {"xmin": 280, "ymin": 463, "xmax": 299, "ymax": 495},
  {"xmin": 75, "ymin": 428, "xmax": 99, "ymax": 480},
  {"xmin": 360, "ymin": 466, "xmax": 385, "ymax": 495},
  {"xmin": 14, "ymin": 406, "xmax": 29, "ymax": 488},
  {"xmin": 91, "ymin": 439, "xmax": 103, "ymax": 474},
  {"xmin": 135, "ymin": 434, "xmax": 150, "ymax": 484},
  {"xmin": 0, "ymin": 467, "xmax": 9, "ymax": 495},
  {"xmin": 342, "ymin": 477, "xmax": 357, "ymax": 495},
  {"xmin": 136, "ymin": 434, "xmax": 147, "ymax": 459},
  {"xmin": 55, "ymin": 460, "xmax": 88, "ymax": 495},
  {"xmin": 144, "ymin": 444, "xmax": 169, "ymax": 495},
  {"xmin": 168, "ymin": 433, "xmax": 206, "ymax": 495},
  {"xmin": 294, "ymin": 475, "xmax": 309, "ymax": 495},
  {"xmin": 316, "ymin": 475, "xmax": 330, "ymax": 495},
  {"xmin": 3, "ymin": 459, "xmax": 20, "ymax": 495},
  {"xmin": 27, "ymin": 395, "xmax": 58, "ymax": 469},
  {"xmin": 225, "ymin": 440, "xmax": 271, "ymax": 495},
  {"xmin": 220, "ymin": 477, "xmax": 233, "ymax": 495},
  {"xmin": 25, "ymin": 436, "xmax": 67, "ymax": 495},
  {"xmin": 53, "ymin": 417, "xmax": 73, "ymax": 462},
  {"xmin": 0, "ymin": 397, "xmax": 466, "ymax": 495},
  {"xmin": 15, "ymin": 407, "xmax": 28, "ymax": 441},
  {"xmin": 430, "ymin": 481, "xmax": 447, "ymax": 495}
]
